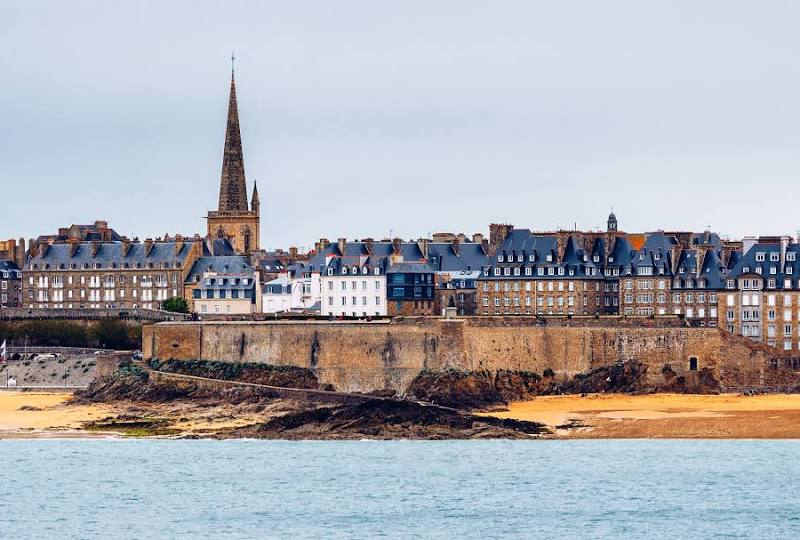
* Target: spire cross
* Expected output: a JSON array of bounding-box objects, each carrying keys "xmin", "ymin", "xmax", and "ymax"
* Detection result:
[{"xmin": 231, "ymin": 52, "xmax": 236, "ymax": 76}]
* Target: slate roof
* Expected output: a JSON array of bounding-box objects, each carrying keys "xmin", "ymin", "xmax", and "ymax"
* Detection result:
[
  {"xmin": 727, "ymin": 242, "xmax": 800, "ymax": 289},
  {"xmin": 187, "ymin": 256, "xmax": 253, "ymax": 283},
  {"xmin": 0, "ymin": 260, "xmax": 21, "ymax": 279},
  {"xmin": 27, "ymin": 242, "xmax": 192, "ymax": 271}
]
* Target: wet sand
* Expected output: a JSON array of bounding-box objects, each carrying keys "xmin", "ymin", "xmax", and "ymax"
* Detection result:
[
  {"xmin": 6, "ymin": 391, "xmax": 800, "ymax": 439},
  {"xmin": 0, "ymin": 391, "xmax": 115, "ymax": 438},
  {"xmin": 483, "ymin": 393, "xmax": 800, "ymax": 438}
]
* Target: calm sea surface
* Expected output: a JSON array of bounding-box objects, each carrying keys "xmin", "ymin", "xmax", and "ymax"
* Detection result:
[{"xmin": 0, "ymin": 440, "xmax": 798, "ymax": 539}]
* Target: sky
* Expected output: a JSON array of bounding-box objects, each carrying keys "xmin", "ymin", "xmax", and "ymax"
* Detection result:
[{"xmin": 2, "ymin": 1, "xmax": 800, "ymax": 252}]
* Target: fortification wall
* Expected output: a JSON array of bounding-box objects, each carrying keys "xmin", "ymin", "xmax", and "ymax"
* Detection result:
[{"xmin": 142, "ymin": 318, "xmax": 786, "ymax": 393}]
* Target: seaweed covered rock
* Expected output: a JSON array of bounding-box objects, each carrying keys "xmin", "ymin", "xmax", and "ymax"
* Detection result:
[
  {"xmin": 227, "ymin": 399, "xmax": 548, "ymax": 440},
  {"xmin": 407, "ymin": 369, "xmax": 550, "ymax": 410},
  {"xmin": 153, "ymin": 359, "xmax": 319, "ymax": 389}
]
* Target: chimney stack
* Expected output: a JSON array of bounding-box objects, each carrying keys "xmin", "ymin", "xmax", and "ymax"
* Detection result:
[
  {"xmin": 417, "ymin": 238, "xmax": 430, "ymax": 259},
  {"xmin": 144, "ymin": 238, "xmax": 154, "ymax": 257},
  {"xmin": 451, "ymin": 236, "xmax": 461, "ymax": 256},
  {"xmin": 337, "ymin": 238, "xmax": 347, "ymax": 256},
  {"xmin": 122, "ymin": 237, "xmax": 132, "ymax": 257},
  {"xmin": 91, "ymin": 241, "xmax": 100, "ymax": 257},
  {"xmin": 175, "ymin": 234, "xmax": 184, "ymax": 256}
]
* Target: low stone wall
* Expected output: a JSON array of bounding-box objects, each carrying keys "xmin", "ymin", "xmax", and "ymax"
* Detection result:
[
  {"xmin": 0, "ymin": 307, "xmax": 189, "ymax": 322},
  {"xmin": 142, "ymin": 318, "xmax": 796, "ymax": 393}
]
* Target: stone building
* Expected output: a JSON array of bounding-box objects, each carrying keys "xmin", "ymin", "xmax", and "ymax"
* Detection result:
[
  {"xmin": 0, "ymin": 238, "xmax": 26, "ymax": 269},
  {"xmin": 721, "ymin": 237, "xmax": 800, "ymax": 352},
  {"xmin": 0, "ymin": 260, "xmax": 22, "ymax": 307},
  {"xmin": 476, "ymin": 230, "xmax": 609, "ymax": 316},
  {"xmin": 434, "ymin": 270, "xmax": 480, "ymax": 316},
  {"xmin": 206, "ymin": 68, "xmax": 260, "ymax": 254},
  {"xmin": 23, "ymin": 236, "xmax": 205, "ymax": 310}
]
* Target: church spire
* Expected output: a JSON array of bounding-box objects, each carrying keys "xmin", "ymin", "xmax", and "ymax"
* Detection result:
[
  {"xmin": 251, "ymin": 180, "xmax": 260, "ymax": 214},
  {"xmin": 217, "ymin": 58, "xmax": 249, "ymax": 212}
]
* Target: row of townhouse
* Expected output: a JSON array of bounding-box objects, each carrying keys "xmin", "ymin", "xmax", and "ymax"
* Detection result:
[
  {"xmin": 20, "ymin": 236, "xmax": 240, "ymax": 311},
  {"xmin": 261, "ymin": 237, "xmax": 489, "ymax": 317},
  {"xmin": 476, "ymin": 225, "xmax": 743, "ymax": 325}
]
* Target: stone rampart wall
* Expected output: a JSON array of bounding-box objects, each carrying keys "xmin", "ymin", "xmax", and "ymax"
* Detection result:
[{"xmin": 142, "ymin": 318, "xmax": 789, "ymax": 393}]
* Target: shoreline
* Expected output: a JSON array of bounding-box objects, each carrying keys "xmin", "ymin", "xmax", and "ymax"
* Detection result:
[{"xmin": 4, "ymin": 391, "xmax": 800, "ymax": 440}]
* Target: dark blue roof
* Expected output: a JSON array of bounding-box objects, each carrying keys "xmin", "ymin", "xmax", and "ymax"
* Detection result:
[
  {"xmin": 27, "ymin": 241, "xmax": 192, "ymax": 271},
  {"xmin": 187, "ymin": 256, "xmax": 253, "ymax": 283}
]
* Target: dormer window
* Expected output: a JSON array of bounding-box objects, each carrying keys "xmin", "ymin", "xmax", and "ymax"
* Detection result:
[
  {"xmin": 528, "ymin": 254, "xmax": 534, "ymax": 262},
  {"xmin": 327, "ymin": 268, "xmax": 333, "ymax": 276},
  {"xmin": 525, "ymin": 267, "xmax": 532, "ymax": 276},
  {"xmin": 654, "ymin": 253, "xmax": 660, "ymax": 260},
  {"xmin": 593, "ymin": 255, "xmax": 599, "ymax": 263},
  {"xmin": 516, "ymin": 255, "xmax": 523, "ymax": 263},
  {"xmin": 756, "ymin": 252, "xmax": 765, "ymax": 262},
  {"xmin": 494, "ymin": 268, "xmax": 500, "ymax": 276},
  {"xmin": 788, "ymin": 267, "xmax": 794, "ymax": 275},
  {"xmin": 770, "ymin": 253, "xmax": 779, "ymax": 262},
  {"xmin": 362, "ymin": 267, "xmax": 368, "ymax": 275},
  {"xmin": 373, "ymin": 267, "xmax": 380, "ymax": 275},
  {"xmin": 768, "ymin": 278, "xmax": 776, "ymax": 288},
  {"xmin": 558, "ymin": 267, "xmax": 565, "ymax": 276},
  {"xmin": 770, "ymin": 266, "xmax": 777, "ymax": 275},
  {"xmin": 743, "ymin": 266, "xmax": 750, "ymax": 273},
  {"xmin": 608, "ymin": 256, "xmax": 614, "ymax": 263},
  {"xmin": 546, "ymin": 254, "xmax": 553, "ymax": 262},
  {"xmin": 503, "ymin": 268, "xmax": 511, "ymax": 276},
  {"xmin": 788, "ymin": 253, "xmax": 797, "ymax": 262},
  {"xmin": 498, "ymin": 254, "xmax": 504, "ymax": 263}
]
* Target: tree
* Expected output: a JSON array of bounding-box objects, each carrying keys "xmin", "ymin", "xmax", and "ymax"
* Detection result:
[{"xmin": 161, "ymin": 297, "xmax": 189, "ymax": 314}]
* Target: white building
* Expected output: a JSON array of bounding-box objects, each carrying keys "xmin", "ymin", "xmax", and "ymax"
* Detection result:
[
  {"xmin": 262, "ymin": 265, "xmax": 320, "ymax": 314},
  {"xmin": 319, "ymin": 255, "xmax": 387, "ymax": 317}
]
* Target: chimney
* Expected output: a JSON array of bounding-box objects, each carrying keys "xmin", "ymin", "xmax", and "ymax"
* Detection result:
[
  {"xmin": 91, "ymin": 241, "xmax": 100, "ymax": 257},
  {"xmin": 451, "ymin": 237, "xmax": 461, "ymax": 256},
  {"xmin": 363, "ymin": 238, "xmax": 374, "ymax": 255},
  {"xmin": 781, "ymin": 235, "xmax": 790, "ymax": 268},
  {"xmin": 417, "ymin": 238, "xmax": 430, "ymax": 259},
  {"xmin": 481, "ymin": 239, "xmax": 489, "ymax": 255},
  {"xmin": 337, "ymin": 238, "xmax": 347, "ymax": 256},
  {"xmin": 175, "ymin": 234, "xmax": 184, "ymax": 256},
  {"xmin": 289, "ymin": 246, "xmax": 298, "ymax": 258},
  {"xmin": 144, "ymin": 238, "xmax": 154, "ymax": 257},
  {"xmin": 318, "ymin": 238, "xmax": 329, "ymax": 251},
  {"xmin": 69, "ymin": 239, "xmax": 79, "ymax": 258},
  {"xmin": 489, "ymin": 223, "xmax": 513, "ymax": 256},
  {"xmin": 391, "ymin": 238, "xmax": 402, "ymax": 255},
  {"xmin": 742, "ymin": 236, "xmax": 758, "ymax": 255},
  {"xmin": 122, "ymin": 237, "xmax": 132, "ymax": 257},
  {"xmin": 472, "ymin": 233, "xmax": 484, "ymax": 244}
]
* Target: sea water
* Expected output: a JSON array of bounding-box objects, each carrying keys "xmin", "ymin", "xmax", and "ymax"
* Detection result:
[{"xmin": 0, "ymin": 439, "xmax": 798, "ymax": 539}]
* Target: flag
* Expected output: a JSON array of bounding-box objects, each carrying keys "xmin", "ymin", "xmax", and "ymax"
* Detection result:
[{"xmin": 0, "ymin": 340, "xmax": 5, "ymax": 363}]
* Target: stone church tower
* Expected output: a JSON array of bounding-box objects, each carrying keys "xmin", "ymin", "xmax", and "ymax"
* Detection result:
[{"xmin": 206, "ymin": 67, "xmax": 260, "ymax": 254}]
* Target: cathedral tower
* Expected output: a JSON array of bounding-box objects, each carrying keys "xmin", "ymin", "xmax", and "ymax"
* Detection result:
[{"xmin": 206, "ymin": 63, "xmax": 260, "ymax": 254}]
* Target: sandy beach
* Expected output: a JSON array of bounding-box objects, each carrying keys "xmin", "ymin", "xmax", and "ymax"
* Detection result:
[
  {"xmin": 0, "ymin": 391, "xmax": 114, "ymax": 438},
  {"xmin": 483, "ymin": 393, "xmax": 800, "ymax": 438},
  {"xmin": 5, "ymin": 390, "xmax": 800, "ymax": 439}
]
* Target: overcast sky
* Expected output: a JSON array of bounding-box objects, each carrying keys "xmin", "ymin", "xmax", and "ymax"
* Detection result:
[{"xmin": 2, "ymin": 1, "xmax": 800, "ymax": 251}]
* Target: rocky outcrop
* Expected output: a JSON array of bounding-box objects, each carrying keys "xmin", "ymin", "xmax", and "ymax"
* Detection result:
[
  {"xmin": 152, "ymin": 359, "xmax": 320, "ymax": 389},
  {"xmin": 224, "ymin": 400, "xmax": 548, "ymax": 440},
  {"xmin": 407, "ymin": 369, "xmax": 553, "ymax": 409}
]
